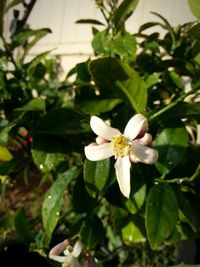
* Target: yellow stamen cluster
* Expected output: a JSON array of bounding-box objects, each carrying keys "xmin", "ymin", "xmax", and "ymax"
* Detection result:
[{"xmin": 112, "ymin": 134, "xmax": 130, "ymax": 159}]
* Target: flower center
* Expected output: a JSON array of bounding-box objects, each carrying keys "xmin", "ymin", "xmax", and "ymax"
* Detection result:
[{"xmin": 112, "ymin": 134, "xmax": 130, "ymax": 158}]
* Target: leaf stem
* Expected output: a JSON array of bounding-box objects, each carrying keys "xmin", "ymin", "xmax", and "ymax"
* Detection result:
[{"xmin": 149, "ymin": 86, "xmax": 200, "ymax": 121}]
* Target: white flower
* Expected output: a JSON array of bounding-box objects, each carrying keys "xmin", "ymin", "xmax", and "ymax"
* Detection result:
[
  {"xmin": 49, "ymin": 240, "xmax": 83, "ymax": 267},
  {"xmin": 84, "ymin": 114, "xmax": 158, "ymax": 198}
]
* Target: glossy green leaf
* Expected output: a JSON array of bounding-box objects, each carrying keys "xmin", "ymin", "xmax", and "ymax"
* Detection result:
[
  {"xmin": 83, "ymin": 158, "xmax": 110, "ymax": 197},
  {"xmin": 31, "ymin": 149, "xmax": 66, "ymax": 173},
  {"xmin": 145, "ymin": 184, "xmax": 178, "ymax": 249},
  {"xmin": 15, "ymin": 208, "xmax": 32, "ymax": 243},
  {"xmin": 153, "ymin": 127, "xmax": 189, "ymax": 175},
  {"xmin": 122, "ymin": 217, "xmax": 146, "ymax": 245},
  {"xmin": 114, "ymin": 0, "xmax": 139, "ymax": 31},
  {"xmin": 77, "ymin": 98, "xmax": 122, "ymax": 115},
  {"xmin": 0, "ymin": 146, "xmax": 13, "ymax": 161},
  {"xmin": 89, "ymin": 57, "xmax": 147, "ymax": 113},
  {"xmin": 15, "ymin": 98, "xmax": 46, "ymax": 111},
  {"xmin": 42, "ymin": 167, "xmax": 79, "ymax": 239},
  {"xmin": 188, "ymin": 0, "xmax": 200, "ymax": 18},
  {"xmin": 125, "ymin": 176, "xmax": 146, "ymax": 214},
  {"xmin": 80, "ymin": 215, "xmax": 104, "ymax": 250}
]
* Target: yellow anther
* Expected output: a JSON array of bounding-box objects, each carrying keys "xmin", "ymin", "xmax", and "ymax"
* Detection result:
[{"xmin": 112, "ymin": 134, "xmax": 130, "ymax": 158}]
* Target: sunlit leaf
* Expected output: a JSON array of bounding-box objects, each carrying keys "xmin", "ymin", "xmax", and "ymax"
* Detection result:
[
  {"xmin": 15, "ymin": 98, "xmax": 46, "ymax": 111},
  {"xmin": 122, "ymin": 217, "xmax": 146, "ymax": 245},
  {"xmin": 89, "ymin": 57, "xmax": 147, "ymax": 113},
  {"xmin": 145, "ymin": 184, "xmax": 178, "ymax": 249},
  {"xmin": 0, "ymin": 146, "xmax": 13, "ymax": 161},
  {"xmin": 188, "ymin": 0, "xmax": 200, "ymax": 19}
]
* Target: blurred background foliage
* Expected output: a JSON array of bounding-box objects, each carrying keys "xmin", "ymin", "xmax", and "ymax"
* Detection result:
[{"xmin": 0, "ymin": 0, "xmax": 200, "ymax": 266}]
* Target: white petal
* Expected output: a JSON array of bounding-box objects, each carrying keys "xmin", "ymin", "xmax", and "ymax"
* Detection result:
[
  {"xmin": 72, "ymin": 241, "xmax": 83, "ymax": 257},
  {"xmin": 71, "ymin": 258, "xmax": 82, "ymax": 267},
  {"xmin": 84, "ymin": 143, "xmax": 113, "ymax": 161},
  {"xmin": 49, "ymin": 254, "xmax": 68, "ymax": 263},
  {"xmin": 137, "ymin": 133, "xmax": 152, "ymax": 146},
  {"xmin": 114, "ymin": 156, "xmax": 131, "ymax": 198},
  {"xmin": 90, "ymin": 116, "xmax": 120, "ymax": 140},
  {"xmin": 123, "ymin": 114, "xmax": 148, "ymax": 141},
  {"xmin": 130, "ymin": 142, "xmax": 158, "ymax": 164}
]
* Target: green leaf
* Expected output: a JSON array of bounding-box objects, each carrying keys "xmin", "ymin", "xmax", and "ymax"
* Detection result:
[
  {"xmin": 188, "ymin": 22, "xmax": 200, "ymax": 42},
  {"xmin": 72, "ymin": 176, "xmax": 98, "ymax": 213},
  {"xmin": 153, "ymin": 127, "xmax": 189, "ymax": 175},
  {"xmin": 15, "ymin": 208, "xmax": 32, "ymax": 244},
  {"xmin": 42, "ymin": 167, "xmax": 79, "ymax": 239},
  {"xmin": 80, "ymin": 215, "xmax": 104, "ymax": 250},
  {"xmin": 114, "ymin": 0, "xmax": 139, "ymax": 31},
  {"xmin": 83, "ymin": 158, "xmax": 110, "ymax": 197},
  {"xmin": 169, "ymin": 71, "xmax": 184, "ymax": 89},
  {"xmin": 92, "ymin": 29, "xmax": 111, "ymax": 56},
  {"xmin": 125, "ymin": 176, "xmax": 146, "ymax": 214},
  {"xmin": 111, "ymin": 31, "xmax": 137, "ymax": 60},
  {"xmin": 12, "ymin": 28, "xmax": 51, "ymax": 48},
  {"xmin": 92, "ymin": 31, "xmax": 136, "ymax": 60},
  {"xmin": 15, "ymin": 98, "xmax": 46, "ymax": 111},
  {"xmin": 122, "ymin": 217, "xmax": 146, "ymax": 245},
  {"xmin": 89, "ymin": 57, "xmax": 147, "ymax": 113},
  {"xmin": 76, "ymin": 19, "xmax": 104, "ymax": 26},
  {"xmin": 145, "ymin": 73, "xmax": 160, "ymax": 89},
  {"xmin": 33, "ymin": 108, "xmax": 86, "ymax": 136},
  {"xmin": 77, "ymin": 98, "xmax": 122, "ymax": 115},
  {"xmin": 26, "ymin": 50, "xmax": 52, "ymax": 75},
  {"xmin": 145, "ymin": 184, "xmax": 178, "ymax": 249},
  {"xmin": 159, "ymin": 103, "xmax": 200, "ymax": 122},
  {"xmin": 0, "ymin": 146, "xmax": 13, "ymax": 161},
  {"xmin": 175, "ymin": 189, "xmax": 197, "ymax": 231},
  {"xmin": 31, "ymin": 149, "xmax": 67, "ymax": 172},
  {"xmin": 188, "ymin": 0, "xmax": 200, "ymax": 19}
]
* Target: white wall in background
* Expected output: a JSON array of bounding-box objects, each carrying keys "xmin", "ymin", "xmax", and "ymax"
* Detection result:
[{"xmin": 4, "ymin": 0, "xmax": 196, "ymax": 74}]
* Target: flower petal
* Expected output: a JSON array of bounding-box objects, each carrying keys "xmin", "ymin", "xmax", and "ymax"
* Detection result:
[
  {"xmin": 130, "ymin": 142, "xmax": 158, "ymax": 164},
  {"xmin": 90, "ymin": 116, "xmax": 120, "ymax": 140},
  {"xmin": 49, "ymin": 254, "xmax": 68, "ymax": 263},
  {"xmin": 84, "ymin": 143, "xmax": 113, "ymax": 161},
  {"xmin": 136, "ymin": 133, "xmax": 152, "ymax": 146},
  {"xmin": 123, "ymin": 114, "xmax": 148, "ymax": 141},
  {"xmin": 72, "ymin": 241, "xmax": 83, "ymax": 258},
  {"xmin": 114, "ymin": 156, "xmax": 131, "ymax": 198}
]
